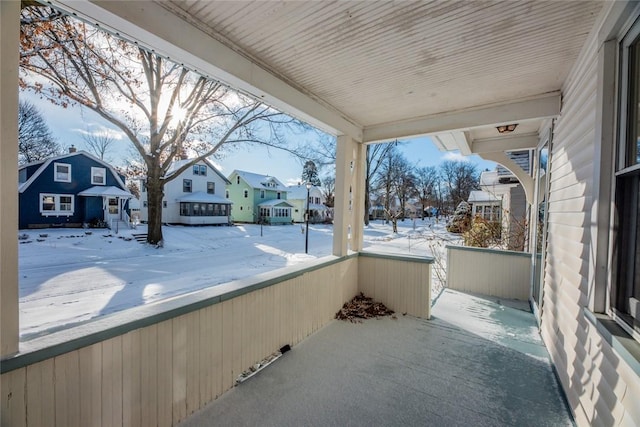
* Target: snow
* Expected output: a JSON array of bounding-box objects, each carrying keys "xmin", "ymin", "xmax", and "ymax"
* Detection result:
[{"xmin": 18, "ymin": 218, "xmax": 460, "ymax": 339}]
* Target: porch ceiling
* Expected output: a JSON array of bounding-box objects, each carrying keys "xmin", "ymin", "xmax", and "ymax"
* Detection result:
[
  {"xmin": 55, "ymin": 0, "xmax": 603, "ymax": 147},
  {"xmin": 160, "ymin": 0, "xmax": 603, "ymax": 139}
]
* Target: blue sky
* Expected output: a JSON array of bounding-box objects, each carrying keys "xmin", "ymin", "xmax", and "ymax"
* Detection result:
[{"xmin": 21, "ymin": 91, "xmax": 496, "ymax": 185}]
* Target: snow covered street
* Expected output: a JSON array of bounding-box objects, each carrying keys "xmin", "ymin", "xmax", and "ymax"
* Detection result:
[{"xmin": 19, "ymin": 219, "xmax": 459, "ymax": 339}]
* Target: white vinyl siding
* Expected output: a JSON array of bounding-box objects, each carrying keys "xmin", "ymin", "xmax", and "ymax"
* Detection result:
[
  {"xmin": 539, "ymin": 9, "xmax": 640, "ymax": 426},
  {"xmin": 53, "ymin": 163, "xmax": 71, "ymax": 182},
  {"xmin": 40, "ymin": 194, "xmax": 74, "ymax": 216}
]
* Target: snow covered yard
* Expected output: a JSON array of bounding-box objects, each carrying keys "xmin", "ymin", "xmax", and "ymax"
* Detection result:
[{"xmin": 18, "ymin": 218, "xmax": 460, "ymax": 339}]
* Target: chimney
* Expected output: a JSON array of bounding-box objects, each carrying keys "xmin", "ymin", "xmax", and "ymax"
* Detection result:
[
  {"xmin": 180, "ymin": 148, "xmax": 189, "ymax": 160},
  {"xmin": 68, "ymin": 145, "xmax": 77, "ymax": 153}
]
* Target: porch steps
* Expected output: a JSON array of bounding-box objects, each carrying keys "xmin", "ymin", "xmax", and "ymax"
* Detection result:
[{"xmin": 131, "ymin": 233, "xmax": 148, "ymax": 243}]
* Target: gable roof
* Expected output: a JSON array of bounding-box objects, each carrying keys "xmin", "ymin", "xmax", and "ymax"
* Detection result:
[
  {"xmin": 258, "ymin": 199, "xmax": 294, "ymax": 208},
  {"xmin": 18, "ymin": 150, "xmax": 127, "ymax": 193},
  {"xmin": 232, "ymin": 170, "xmax": 288, "ymax": 192},
  {"xmin": 78, "ymin": 186, "xmax": 132, "ymax": 198},
  {"xmin": 468, "ymin": 190, "xmax": 501, "ymax": 204},
  {"xmin": 165, "ymin": 158, "xmax": 231, "ymax": 184},
  {"xmin": 286, "ymin": 184, "xmax": 321, "ymax": 200},
  {"xmin": 177, "ymin": 191, "xmax": 232, "ymax": 204}
]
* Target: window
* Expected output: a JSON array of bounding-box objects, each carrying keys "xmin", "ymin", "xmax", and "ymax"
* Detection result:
[
  {"xmin": 54, "ymin": 163, "xmax": 71, "ymax": 182},
  {"xmin": 91, "ymin": 167, "xmax": 106, "ymax": 185},
  {"xmin": 193, "ymin": 165, "xmax": 207, "ymax": 176},
  {"xmin": 180, "ymin": 202, "xmax": 229, "ymax": 216},
  {"xmin": 236, "ymin": 176, "xmax": 240, "ymax": 185},
  {"xmin": 260, "ymin": 207, "xmax": 270, "ymax": 217},
  {"xmin": 277, "ymin": 192, "xmax": 281, "ymax": 199},
  {"xmin": 225, "ymin": 189, "xmax": 230, "ymax": 199},
  {"xmin": 141, "ymin": 179, "xmax": 147, "ymax": 192},
  {"xmin": 39, "ymin": 194, "xmax": 74, "ymax": 216},
  {"xmin": 143, "ymin": 201, "xmax": 148, "ymax": 208},
  {"xmin": 615, "ymin": 18, "xmax": 640, "ymax": 336},
  {"xmin": 243, "ymin": 189, "xmax": 249, "ymax": 198},
  {"xmin": 260, "ymin": 190, "xmax": 265, "ymax": 199},
  {"xmin": 183, "ymin": 179, "xmax": 192, "ymax": 193},
  {"xmin": 163, "ymin": 201, "xmax": 167, "ymax": 208},
  {"xmin": 207, "ymin": 182, "xmax": 215, "ymax": 194}
]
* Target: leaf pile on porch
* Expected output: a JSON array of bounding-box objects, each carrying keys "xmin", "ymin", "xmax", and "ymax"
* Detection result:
[{"xmin": 335, "ymin": 292, "xmax": 395, "ymax": 322}]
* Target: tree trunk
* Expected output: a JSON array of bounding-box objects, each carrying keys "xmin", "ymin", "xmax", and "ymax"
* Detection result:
[{"xmin": 146, "ymin": 172, "xmax": 165, "ymax": 245}]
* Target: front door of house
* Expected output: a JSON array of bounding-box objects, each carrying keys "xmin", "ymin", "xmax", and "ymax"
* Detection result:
[{"xmin": 106, "ymin": 197, "xmax": 120, "ymax": 221}]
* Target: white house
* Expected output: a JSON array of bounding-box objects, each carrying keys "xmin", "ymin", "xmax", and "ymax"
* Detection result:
[
  {"xmin": 139, "ymin": 158, "xmax": 232, "ymax": 225},
  {"xmin": 287, "ymin": 184, "xmax": 327, "ymax": 223},
  {"xmin": 469, "ymin": 167, "xmax": 529, "ymax": 250}
]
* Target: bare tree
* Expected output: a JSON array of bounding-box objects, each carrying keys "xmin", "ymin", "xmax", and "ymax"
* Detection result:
[
  {"xmin": 18, "ymin": 100, "xmax": 61, "ymax": 164},
  {"xmin": 365, "ymin": 141, "xmax": 401, "ymax": 225},
  {"xmin": 372, "ymin": 146, "xmax": 402, "ymax": 223},
  {"xmin": 20, "ymin": 6, "xmax": 289, "ymax": 244},
  {"xmin": 320, "ymin": 175, "xmax": 335, "ymax": 208},
  {"xmin": 82, "ymin": 130, "xmax": 116, "ymax": 161},
  {"xmin": 439, "ymin": 159, "xmax": 480, "ymax": 211},
  {"xmin": 415, "ymin": 166, "xmax": 439, "ymax": 218},
  {"xmin": 393, "ymin": 157, "xmax": 417, "ymax": 220}
]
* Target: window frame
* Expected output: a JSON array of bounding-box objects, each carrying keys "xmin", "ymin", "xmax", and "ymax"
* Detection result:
[
  {"xmin": 612, "ymin": 15, "xmax": 640, "ymax": 339},
  {"xmin": 39, "ymin": 193, "xmax": 74, "ymax": 216},
  {"xmin": 207, "ymin": 182, "xmax": 215, "ymax": 194},
  {"xmin": 91, "ymin": 167, "xmax": 106, "ymax": 185},
  {"xmin": 53, "ymin": 162, "xmax": 72, "ymax": 183},
  {"xmin": 183, "ymin": 179, "xmax": 193, "ymax": 193},
  {"xmin": 193, "ymin": 164, "xmax": 207, "ymax": 176}
]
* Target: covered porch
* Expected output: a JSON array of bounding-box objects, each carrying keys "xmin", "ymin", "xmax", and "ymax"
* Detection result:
[
  {"xmin": 77, "ymin": 185, "xmax": 133, "ymax": 228},
  {"xmin": 2, "ymin": 2, "xmax": 639, "ymax": 427},
  {"xmin": 181, "ymin": 288, "xmax": 570, "ymax": 427}
]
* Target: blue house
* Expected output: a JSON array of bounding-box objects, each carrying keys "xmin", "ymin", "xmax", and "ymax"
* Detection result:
[{"xmin": 18, "ymin": 149, "xmax": 132, "ymax": 229}]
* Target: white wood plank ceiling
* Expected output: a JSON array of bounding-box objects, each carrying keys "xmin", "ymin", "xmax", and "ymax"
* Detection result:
[{"xmin": 160, "ymin": 0, "xmax": 603, "ymax": 135}]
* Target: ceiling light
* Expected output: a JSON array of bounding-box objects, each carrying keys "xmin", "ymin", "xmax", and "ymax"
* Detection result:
[{"xmin": 496, "ymin": 123, "xmax": 518, "ymax": 134}]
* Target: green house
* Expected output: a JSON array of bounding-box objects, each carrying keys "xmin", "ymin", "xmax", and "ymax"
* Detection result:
[{"xmin": 226, "ymin": 170, "xmax": 293, "ymax": 224}]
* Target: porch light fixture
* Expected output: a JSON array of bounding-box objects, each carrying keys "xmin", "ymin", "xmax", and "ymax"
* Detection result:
[
  {"xmin": 496, "ymin": 123, "xmax": 518, "ymax": 134},
  {"xmin": 305, "ymin": 182, "xmax": 312, "ymax": 254}
]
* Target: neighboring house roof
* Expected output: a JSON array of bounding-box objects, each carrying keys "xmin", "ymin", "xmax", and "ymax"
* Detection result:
[
  {"xmin": 165, "ymin": 158, "xmax": 231, "ymax": 184},
  {"xmin": 468, "ymin": 190, "xmax": 501, "ymax": 203},
  {"xmin": 177, "ymin": 191, "xmax": 232, "ymax": 204},
  {"xmin": 258, "ymin": 199, "xmax": 294, "ymax": 208},
  {"xmin": 309, "ymin": 203, "xmax": 327, "ymax": 211},
  {"xmin": 233, "ymin": 170, "xmax": 288, "ymax": 191},
  {"xmin": 78, "ymin": 186, "xmax": 133, "ymax": 198},
  {"xmin": 286, "ymin": 184, "xmax": 321, "ymax": 200},
  {"xmin": 479, "ymin": 170, "xmax": 499, "ymax": 186},
  {"xmin": 18, "ymin": 150, "xmax": 127, "ymax": 193}
]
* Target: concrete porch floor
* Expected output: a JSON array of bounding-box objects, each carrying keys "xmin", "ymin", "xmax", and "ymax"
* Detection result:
[{"xmin": 179, "ymin": 289, "xmax": 572, "ymax": 427}]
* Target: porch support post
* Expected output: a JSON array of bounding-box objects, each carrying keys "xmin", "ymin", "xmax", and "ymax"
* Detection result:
[
  {"xmin": 333, "ymin": 135, "xmax": 364, "ymax": 256},
  {"xmin": 0, "ymin": 0, "xmax": 20, "ymax": 357},
  {"xmin": 351, "ymin": 142, "xmax": 366, "ymax": 252}
]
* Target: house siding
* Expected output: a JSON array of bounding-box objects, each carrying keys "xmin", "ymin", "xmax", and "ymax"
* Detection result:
[
  {"xmin": 226, "ymin": 173, "xmax": 254, "ymax": 223},
  {"xmin": 540, "ymin": 6, "xmax": 640, "ymax": 426},
  {"xmin": 226, "ymin": 171, "xmax": 290, "ymax": 224},
  {"xmin": 19, "ymin": 154, "xmax": 125, "ymax": 229},
  {"xmin": 138, "ymin": 160, "xmax": 230, "ymax": 225}
]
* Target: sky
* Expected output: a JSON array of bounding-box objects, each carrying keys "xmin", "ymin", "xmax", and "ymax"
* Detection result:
[{"xmin": 21, "ymin": 91, "xmax": 496, "ymax": 186}]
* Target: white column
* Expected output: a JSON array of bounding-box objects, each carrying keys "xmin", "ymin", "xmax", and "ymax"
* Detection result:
[
  {"xmin": 333, "ymin": 135, "xmax": 364, "ymax": 256},
  {"xmin": 350, "ymin": 142, "xmax": 366, "ymax": 252},
  {"xmin": 1, "ymin": 0, "xmax": 21, "ymax": 357}
]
